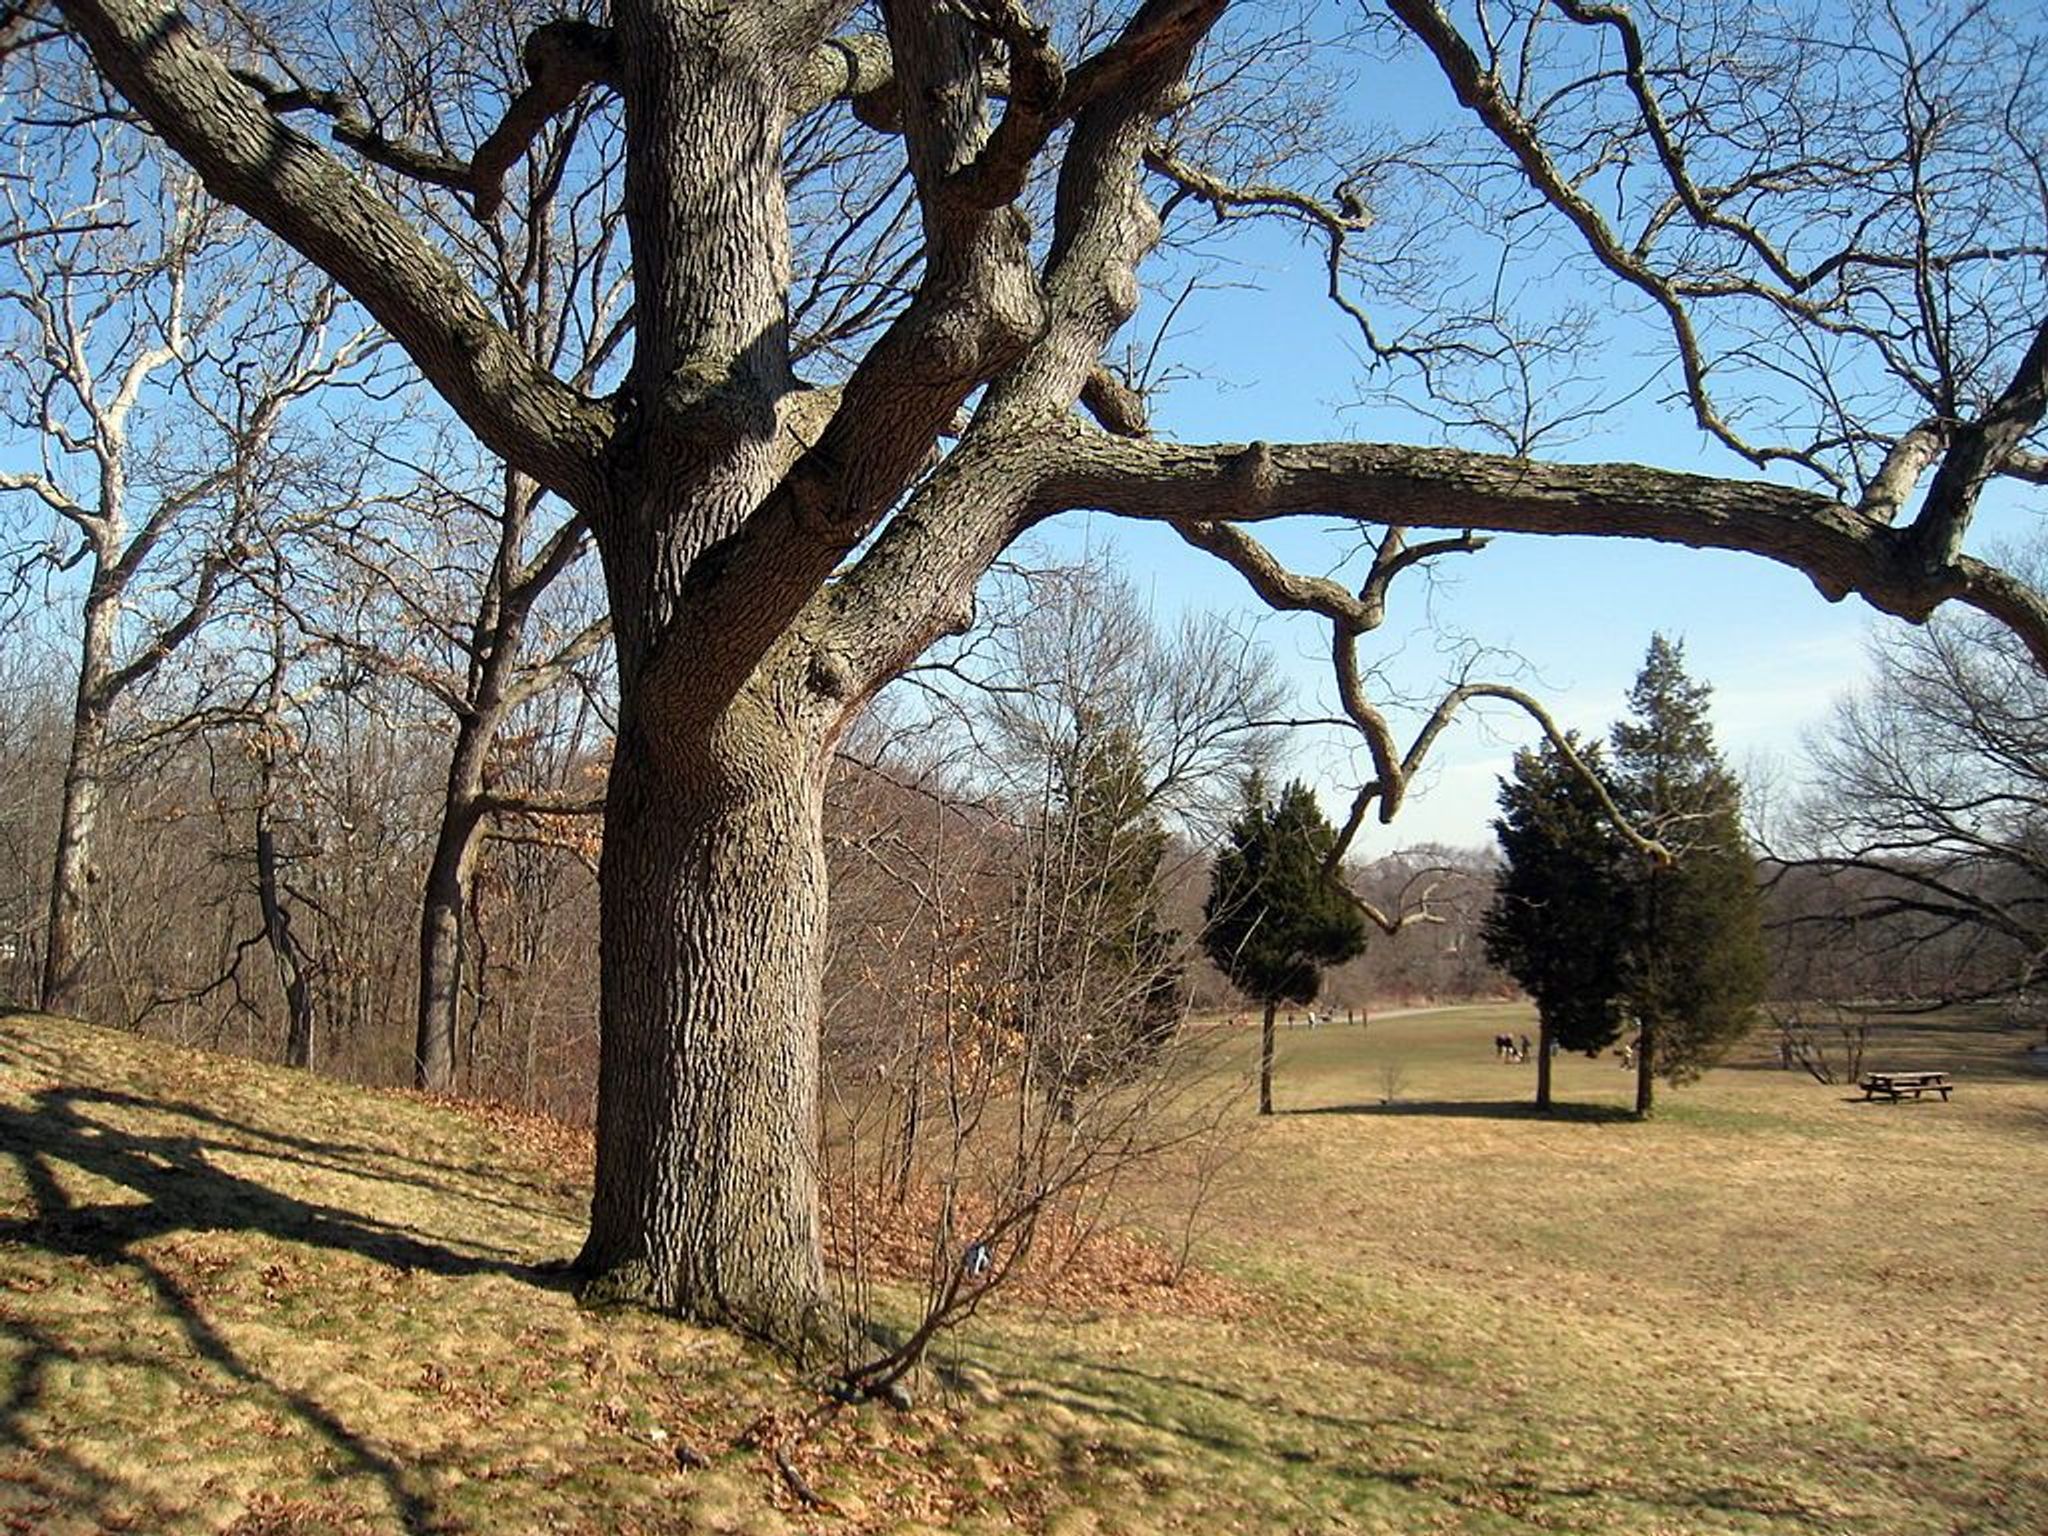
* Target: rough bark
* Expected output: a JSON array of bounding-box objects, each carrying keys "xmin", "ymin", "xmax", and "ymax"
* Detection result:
[
  {"xmin": 574, "ymin": 687, "xmax": 831, "ymax": 1343},
  {"xmin": 1036, "ymin": 434, "xmax": 2048, "ymax": 668},
  {"xmin": 544, "ymin": 7, "xmax": 838, "ymax": 1334},
  {"xmin": 1535, "ymin": 1018, "xmax": 1553, "ymax": 1112}
]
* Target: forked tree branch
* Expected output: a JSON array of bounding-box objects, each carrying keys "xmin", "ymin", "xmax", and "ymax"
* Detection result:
[
  {"xmin": 1908, "ymin": 315, "xmax": 2048, "ymax": 570},
  {"xmin": 1164, "ymin": 505, "xmax": 1661, "ymax": 933},
  {"xmin": 815, "ymin": 0, "xmax": 1227, "ymax": 706},
  {"xmin": 54, "ymin": 0, "xmax": 617, "ymax": 506}
]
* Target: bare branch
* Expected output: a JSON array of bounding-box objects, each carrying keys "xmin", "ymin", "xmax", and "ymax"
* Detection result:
[
  {"xmin": 54, "ymin": 0, "xmax": 616, "ymax": 504},
  {"xmin": 1909, "ymin": 315, "xmax": 2048, "ymax": 570},
  {"xmin": 0, "ymin": 468, "xmax": 96, "ymax": 531}
]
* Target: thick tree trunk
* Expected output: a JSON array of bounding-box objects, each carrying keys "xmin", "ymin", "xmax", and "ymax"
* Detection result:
[
  {"xmin": 40, "ymin": 602, "xmax": 115, "ymax": 1018},
  {"xmin": 1259, "ymin": 999, "xmax": 1277, "ymax": 1116},
  {"xmin": 574, "ymin": 700, "xmax": 830, "ymax": 1344},
  {"xmin": 1535, "ymin": 1018, "xmax": 1553, "ymax": 1112}
]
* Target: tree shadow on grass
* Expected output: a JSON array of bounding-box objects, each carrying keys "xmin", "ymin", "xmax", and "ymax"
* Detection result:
[
  {"xmin": 0, "ymin": 1079, "xmax": 573, "ymax": 1532},
  {"xmin": 973, "ymin": 1348, "xmax": 1641, "ymax": 1526},
  {"xmin": 978, "ymin": 1351, "xmax": 1979, "ymax": 1532},
  {"xmin": 1288, "ymin": 1099, "xmax": 1638, "ymax": 1123},
  {"xmin": 0, "ymin": 1030, "xmax": 586, "ymax": 1226}
]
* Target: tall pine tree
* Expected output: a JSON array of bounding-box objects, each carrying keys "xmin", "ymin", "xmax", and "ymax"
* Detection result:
[
  {"xmin": 1611, "ymin": 635, "xmax": 1767, "ymax": 1116},
  {"xmin": 1203, "ymin": 777, "xmax": 1368, "ymax": 1115},
  {"xmin": 1481, "ymin": 735, "xmax": 1632, "ymax": 1111}
]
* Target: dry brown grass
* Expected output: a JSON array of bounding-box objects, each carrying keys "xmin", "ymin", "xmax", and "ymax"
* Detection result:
[{"xmin": 1, "ymin": 1004, "xmax": 2042, "ymax": 1533}]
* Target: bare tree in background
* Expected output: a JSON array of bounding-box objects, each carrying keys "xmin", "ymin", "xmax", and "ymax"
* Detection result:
[
  {"xmin": 1775, "ymin": 593, "xmax": 2048, "ymax": 1014},
  {"xmin": 200, "ymin": 0, "xmax": 630, "ymax": 1091},
  {"xmin": 124, "ymin": 593, "xmax": 446, "ymax": 1077},
  {"xmin": 1341, "ymin": 844, "xmax": 1499, "ymax": 1005},
  {"xmin": 813, "ymin": 569, "xmax": 1272, "ymax": 1392},
  {"xmin": 959, "ymin": 560, "xmax": 1285, "ymax": 832},
  {"xmin": 0, "ymin": 109, "xmax": 368, "ymax": 1017},
  {"xmin": 277, "ymin": 452, "xmax": 614, "ymax": 1089},
  {"xmin": 937, "ymin": 558, "xmax": 1284, "ymax": 1102},
  {"xmin": 821, "ymin": 745, "xmax": 1240, "ymax": 1402},
  {"xmin": 39, "ymin": 0, "xmax": 2048, "ymax": 1341}
]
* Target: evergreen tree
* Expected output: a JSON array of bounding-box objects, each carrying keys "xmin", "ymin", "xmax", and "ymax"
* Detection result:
[
  {"xmin": 1203, "ymin": 777, "xmax": 1369, "ymax": 1115},
  {"xmin": 1043, "ymin": 726, "xmax": 1184, "ymax": 1081},
  {"xmin": 1611, "ymin": 635, "xmax": 1768, "ymax": 1115},
  {"xmin": 1481, "ymin": 735, "xmax": 1632, "ymax": 1111}
]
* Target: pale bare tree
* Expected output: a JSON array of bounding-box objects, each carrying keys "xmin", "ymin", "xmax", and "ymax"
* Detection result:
[{"xmin": 0, "ymin": 112, "xmax": 368, "ymax": 1016}]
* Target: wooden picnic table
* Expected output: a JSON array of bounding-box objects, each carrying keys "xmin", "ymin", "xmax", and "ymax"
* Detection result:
[{"xmin": 1859, "ymin": 1070, "xmax": 1953, "ymax": 1102}]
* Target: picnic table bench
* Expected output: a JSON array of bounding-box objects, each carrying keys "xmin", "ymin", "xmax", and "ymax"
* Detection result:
[{"xmin": 1859, "ymin": 1070, "xmax": 1953, "ymax": 1102}]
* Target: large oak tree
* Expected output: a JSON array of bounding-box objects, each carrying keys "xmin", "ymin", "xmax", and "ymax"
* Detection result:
[{"xmin": 39, "ymin": 0, "xmax": 2048, "ymax": 1343}]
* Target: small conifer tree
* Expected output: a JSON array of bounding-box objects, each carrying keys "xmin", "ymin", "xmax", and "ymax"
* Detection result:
[
  {"xmin": 1043, "ymin": 726, "xmax": 1185, "ymax": 1087},
  {"xmin": 1203, "ymin": 777, "xmax": 1368, "ymax": 1115}
]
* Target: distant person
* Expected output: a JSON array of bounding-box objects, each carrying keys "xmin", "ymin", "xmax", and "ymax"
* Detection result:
[{"xmin": 1518, "ymin": 1033, "xmax": 1531, "ymax": 1062}]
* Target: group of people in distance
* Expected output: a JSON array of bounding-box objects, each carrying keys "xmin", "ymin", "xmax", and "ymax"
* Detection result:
[{"xmin": 1492, "ymin": 1029, "xmax": 1641, "ymax": 1068}]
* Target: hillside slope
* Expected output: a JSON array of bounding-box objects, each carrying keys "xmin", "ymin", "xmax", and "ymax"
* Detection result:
[{"xmin": 0, "ymin": 1011, "xmax": 1111, "ymax": 1534}]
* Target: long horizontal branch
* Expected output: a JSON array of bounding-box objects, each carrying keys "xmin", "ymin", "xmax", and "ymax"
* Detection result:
[
  {"xmin": 474, "ymin": 789, "xmax": 605, "ymax": 819},
  {"xmin": 0, "ymin": 467, "xmax": 95, "ymax": 530},
  {"xmin": 1033, "ymin": 431, "xmax": 2048, "ymax": 666}
]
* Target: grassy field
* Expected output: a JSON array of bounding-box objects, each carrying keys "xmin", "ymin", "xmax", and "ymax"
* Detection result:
[{"xmin": 0, "ymin": 1003, "xmax": 2042, "ymax": 1533}]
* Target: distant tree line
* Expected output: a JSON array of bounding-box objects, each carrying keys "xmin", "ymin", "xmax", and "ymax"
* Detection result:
[{"xmin": 1770, "ymin": 589, "xmax": 2048, "ymax": 1021}]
